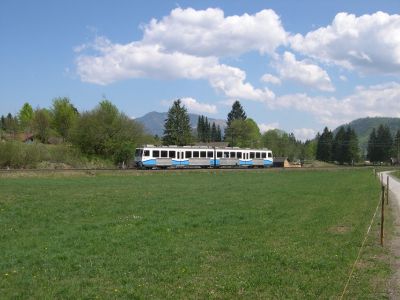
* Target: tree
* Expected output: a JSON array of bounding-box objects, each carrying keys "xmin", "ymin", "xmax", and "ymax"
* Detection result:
[
  {"xmin": 394, "ymin": 130, "xmax": 400, "ymax": 164},
  {"xmin": 70, "ymin": 100, "xmax": 148, "ymax": 164},
  {"xmin": 316, "ymin": 127, "xmax": 333, "ymax": 162},
  {"xmin": 332, "ymin": 127, "xmax": 346, "ymax": 164},
  {"xmin": 0, "ymin": 115, "xmax": 5, "ymax": 131},
  {"xmin": 376, "ymin": 124, "xmax": 393, "ymax": 162},
  {"xmin": 163, "ymin": 99, "xmax": 192, "ymax": 146},
  {"xmin": 51, "ymin": 97, "xmax": 78, "ymax": 141},
  {"xmin": 18, "ymin": 102, "xmax": 34, "ymax": 133},
  {"xmin": 216, "ymin": 125, "xmax": 222, "ymax": 142},
  {"xmin": 33, "ymin": 108, "xmax": 51, "ymax": 143},
  {"xmin": 345, "ymin": 127, "xmax": 359, "ymax": 164},
  {"xmin": 225, "ymin": 101, "xmax": 247, "ymax": 145},
  {"xmin": 367, "ymin": 128, "xmax": 378, "ymax": 162},
  {"xmin": 4, "ymin": 113, "xmax": 19, "ymax": 138}
]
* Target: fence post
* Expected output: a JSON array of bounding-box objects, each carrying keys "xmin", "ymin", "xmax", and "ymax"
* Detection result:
[
  {"xmin": 387, "ymin": 176, "xmax": 389, "ymax": 205},
  {"xmin": 380, "ymin": 185, "xmax": 385, "ymax": 246}
]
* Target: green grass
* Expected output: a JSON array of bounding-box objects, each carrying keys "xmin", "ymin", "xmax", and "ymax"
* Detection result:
[{"xmin": 0, "ymin": 169, "xmax": 391, "ymax": 298}]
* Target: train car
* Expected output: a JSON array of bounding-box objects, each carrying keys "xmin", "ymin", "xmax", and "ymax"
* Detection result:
[{"xmin": 134, "ymin": 145, "xmax": 273, "ymax": 169}]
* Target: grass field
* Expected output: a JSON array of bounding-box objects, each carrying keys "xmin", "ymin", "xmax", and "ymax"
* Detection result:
[{"xmin": 0, "ymin": 169, "xmax": 392, "ymax": 298}]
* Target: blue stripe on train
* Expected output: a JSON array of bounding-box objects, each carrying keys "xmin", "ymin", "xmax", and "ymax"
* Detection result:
[
  {"xmin": 143, "ymin": 159, "xmax": 156, "ymax": 166},
  {"xmin": 172, "ymin": 159, "xmax": 189, "ymax": 166},
  {"xmin": 209, "ymin": 159, "xmax": 220, "ymax": 166},
  {"xmin": 264, "ymin": 159, "xmax": 273, "ymax": 166},
  {"xmin": 239, "ymin": 160, "xmax": 253, "ymax": 165}
]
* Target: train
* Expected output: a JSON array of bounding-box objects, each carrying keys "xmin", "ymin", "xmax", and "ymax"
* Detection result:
[{"xmin": 134, "ymin": 145, "xmax": 273, "ymax": 169}]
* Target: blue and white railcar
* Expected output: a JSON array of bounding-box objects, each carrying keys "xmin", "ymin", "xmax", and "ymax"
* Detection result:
[{"xmin": 134, "ymin": 145, "xmax": 273, "ymax": 169}]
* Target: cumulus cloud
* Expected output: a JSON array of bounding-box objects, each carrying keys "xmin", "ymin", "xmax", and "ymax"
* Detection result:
[
  {"xmin": 273, "ymin": 82, "xmax": 400, "ymax": 127},
  {"xmin": 261, "ymin": 73, "xmax": 281, "ymax": 85},
  {"xmin": 275, "ymin": 52, "xmax": 334, "ymax": 91},
  {"xmin": 142, "ymin": 7, "xmax": 288, "ymax": 57},
  {"xmin": 290, "ymin": 11, "xmax": 400, "ymax": 74},
  {"xmin": 293, "ymin": 128, "xmax": 317, "ymax": 141},
  {"xmin": 76, "ymin": 36, "xmax": 275, "ymax": 102},
  {"xmin": 258, "ymin": 122, "xmax": 280, "ymax": 133},
  {"xmin": 180, "ymin": 97, "xmax": 217, "ymax": 114}
]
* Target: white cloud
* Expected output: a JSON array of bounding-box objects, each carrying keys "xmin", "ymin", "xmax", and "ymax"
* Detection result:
[
  {"xmin": 290, "ymin": 11, "xmax": 400, "ymax": 74},
  {"xmin": 339, "ymin": 75, "xmax": 348, "ymax": 81},
  {"xmin": 142, "ymin": 7, "xmax": 288, "ymax": 57},
  {"xmin": 258, "ymin": 122, "xmax": 279, "ymax": 133},
  {"xmin": 275, "ymin": 52, "xmax": 334, "ymax": 91},
  {"xmin": 76, "ymin": 36, "xmax": 275, "ymax": 103},
  {"xmin": 180, "ymin": 97, "xmax": 217, "ymax": 114},
  {"xmin": 272, "ymin": 82, "xmax": 400, "ymax": 127},
  {"xmin": 261, "ymin": 73, "xmax": 281, "ymax": 85},
  {"xmin": 293, "ymin": 128, "xmax": 317, "ymax": 141}
]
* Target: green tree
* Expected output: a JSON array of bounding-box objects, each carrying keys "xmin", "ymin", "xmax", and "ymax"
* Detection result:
[
  {"xmin": 376, "ymin": 124, "xmax": 393, "ymax": 162},
  {"xmin": 332, "ymin": 127, "xmax": 346, "ymax": 164},
  {"xmin": 367, "ymin": 128, "xmax": 378, "ymax": 162},
  {"xmin": 394, "ymin": 130, "xmax": 400, "ymax": 163},
  {"xmin": 51, "ymin": 97, "xmax": 79, "ymax": 141},
  {"xmin": 18, "ymin": 102, "xmax": 34, "ymax": 133},
  {"xmin": 316, "ymin": 127, "xmax": 333, "ymax": 162},
  {"xmin": 4, "ymin": 113, "xmax": 19, "ymax": 138},
  {"xmin": 225, "ymin": 101, "xmax": 247, "ymax": 145},
  {"xmin": 163, "ymin": 99, "xmax": 192, "ymax": 146},
  {"xmin": 71, "ymin": 100, "xmax": 148, "ymax": 164},
  {"xmin": 33, "ymin": 108, "xmax": 51, "ymax": 143},
  {"xmin": 0, "ymin": 115, "xmax": 5, "ymax": 131},
  {"xmin": 229, "ymin": 118, "xmax": 261, "ymax": 148},
  {"xmin": 345, "ymin": 127, "xmax": 359, "ymax": 164}
]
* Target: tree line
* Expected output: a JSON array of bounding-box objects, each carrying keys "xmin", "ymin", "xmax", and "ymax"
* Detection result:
[
  {"xmin": 162, "ymin": 99, "xmax": 315, "ymax": 161},
  {"xmin": 316, "ymin": 127, "xmax": 359, "ymax": 164},
  {"xmin": 367, "ymin": 125, "xmax": 400, "ymax": 163}
]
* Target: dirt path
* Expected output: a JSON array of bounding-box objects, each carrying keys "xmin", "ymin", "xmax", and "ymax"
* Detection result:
[{"xmin": 379, "ymin": 171, "xmax": 400, "ymax": 299}]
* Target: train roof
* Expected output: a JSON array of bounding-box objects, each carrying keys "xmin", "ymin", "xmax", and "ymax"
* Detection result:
[{"xmin": 138, "ymin": 145, "xmax": 271, "ymax": 151}]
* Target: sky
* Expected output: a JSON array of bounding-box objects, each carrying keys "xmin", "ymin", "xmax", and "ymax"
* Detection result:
[{"xmin": 1, "ymin": 0, "xmax": 400, "ymax": 141}]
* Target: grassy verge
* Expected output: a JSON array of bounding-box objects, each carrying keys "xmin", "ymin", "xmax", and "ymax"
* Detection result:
[{"xmin": 0, "ymin": 169, "xmax": 392, "ymax": 298}]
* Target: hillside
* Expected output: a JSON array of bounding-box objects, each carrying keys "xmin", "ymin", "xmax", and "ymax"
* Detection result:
[
  {"xmin": 135, "ymin": 111, "xmax": 226, "ymax": 136},
  {"xmin": 334, "ymin": 117, "xmax": 400, "ymax": 153}
]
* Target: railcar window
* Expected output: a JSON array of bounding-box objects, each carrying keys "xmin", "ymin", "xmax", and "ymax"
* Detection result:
[
  {"xmin": 217, "ymin": 151, "xmax": 222, "ymax": 158},
  {"xmin": 262, "ymin": 152, "xmax": 266, "ymax": 159},
  {"xmin": 161, "ymin": 150, "xmax": 168, "ymax": 158},
  {"xmin": 224, "ymin": 152, "xmax": 229, "ymax": 158},
  {"xmin": 169, "ymin": 151, "xmax": 176, "ymax": 158},
  {"xmin": 200, "ymin": 151, "xmax": 206, "ymax": 158},
  {"xmin": 193, "ymin": 151, "xmax": 199, "ymax": 158},
  {"xmin": 207, "ymin": 151, "xmax": 213, "ymax": 158},
  {"xmin": 268, "ymin": 152, "xmax": 272, "ymax": 158},
  {"xmin": 250, "ymin": 152, "xmax": 255, "ymax": 159},
  {"xmin": 185, "ymin": 151, "xmax": 192, "ymax": 158},
  {"xmin": 144, "ymin": 150, "xmax": 150, "ymax": 156},
  {"xmin": 153, "ymin": 150, "xmax": 160, "ymax": 158},
  {"xmin": 237, "ymin": 152, "xmax": 242, "ymax": 159},
  {"xmin": 230, "ymin": 152, "xmax": 236, "ymax": 158},
  {"xmin": 256, "ymin": 152, "xmax": 260, "ymax": 159}
]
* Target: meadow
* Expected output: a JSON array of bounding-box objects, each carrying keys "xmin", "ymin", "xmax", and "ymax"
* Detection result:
[{"xmin": 0, "ymin": 169, "xmax": 391, "ymax": 298}]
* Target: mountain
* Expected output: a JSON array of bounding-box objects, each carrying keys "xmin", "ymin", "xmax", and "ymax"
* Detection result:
[
  {"xmin": 334, "ymin": 117, "xmax": 400, "ymax": 153},
  {"xmin": 135, "ymin": 111, "xmax": 226, "ymax": 136}
]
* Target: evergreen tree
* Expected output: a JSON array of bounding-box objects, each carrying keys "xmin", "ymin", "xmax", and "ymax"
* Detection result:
[
  {"xmin": 376, "ymin": 124, "xmax": 393, "ymax": 162},
  {"xmin": 316, "ymin": 127, "xmax": 333, "ymax": 162},
  {"xmin": 163, "ymin": 99, "xmax": 192, "ymax": 146},
  {"xmin": 205, "ymin": 117, "xmax": 210, "ymax": 142},
  {"xmin": 367, "ymin": 128, "xmax": 378, "ymax": 162},
  {"xmin": 0, "ymin": 115, "xmax": 5, "ymax": 131},
  {"xmin": 394, "ymin": 130, "xmax": 400, "ymax": 164},
  {"xmin": 332, "ymin": 127, "xmax": 346, "ymax": 164},
  {"xmin": 211, "ymin": 122, "xmax": 217, "ymax": 142},
  {"xmin": 225, "ymin": 101, "xmax": 247, "ymax": 145},
  {"xmin": 344, "ymin": 127, "xmax": 359, "ymax": 164},
  {"xmin": 216, "ymin": 125, "xmax": 222, "ymax": 142},
  {"xmin": 197, "ymin": 116, "xmax": 203, "ymax": 141}
]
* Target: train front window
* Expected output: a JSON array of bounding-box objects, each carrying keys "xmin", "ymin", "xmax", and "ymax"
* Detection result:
[{"xmin": 135, "ymin": 149, "xmax": 143, "ymax": 157}]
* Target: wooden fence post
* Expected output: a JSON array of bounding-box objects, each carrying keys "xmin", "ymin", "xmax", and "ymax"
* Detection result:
[
  {"xmin": 387, "ymin": 176, "xmax": 389, "ymax": 205},
  {"xmin": 381, "ymin": 185, "xmax": 385, "ymax": 246}
]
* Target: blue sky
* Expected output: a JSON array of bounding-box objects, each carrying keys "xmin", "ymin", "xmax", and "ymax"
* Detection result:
[{"xmin": 1, "ymin": 0, "xmax": 400, "ymax": 140}]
